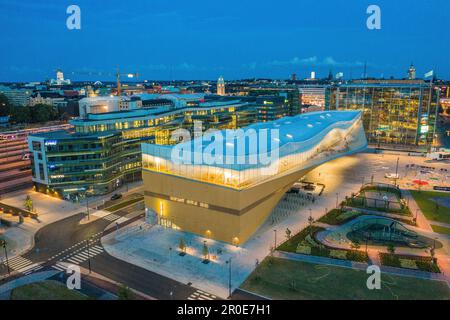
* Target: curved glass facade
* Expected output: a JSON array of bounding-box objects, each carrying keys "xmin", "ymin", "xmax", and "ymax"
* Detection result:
[{"xmin": 142, "ymin": 111, "xmax": 368, "ymax": 189}]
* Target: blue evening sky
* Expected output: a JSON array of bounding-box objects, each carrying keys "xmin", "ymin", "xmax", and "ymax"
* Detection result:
[{"xmin": 0, "ymin": 0, "xmax": 449, "ymax": 82}]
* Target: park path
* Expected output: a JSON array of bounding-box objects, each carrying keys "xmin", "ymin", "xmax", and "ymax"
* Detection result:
[
  {"xmin": 429, "ymin": 221, "xmax": 450, "ymax": 229},
  {"xmin": 367, "ymin": 249, "xmax": 381, "ymax": 265},
  {"xmin": 273, "ymin": 251, "xmax": 449, "ymax": 287},
  {"xmin": 401, "ymin": 190, "xmax": 433, "ymax": 232}
]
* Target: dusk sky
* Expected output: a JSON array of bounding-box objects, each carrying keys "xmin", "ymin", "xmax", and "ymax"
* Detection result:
[{"xmin": 1, "ymin": 0, "xmax": 449, "ymax": 82}]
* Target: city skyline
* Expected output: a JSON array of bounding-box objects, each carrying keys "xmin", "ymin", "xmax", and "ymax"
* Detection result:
[{"xmin": 1, "ymin": 0, "xmax": 450, "ymax": 82}]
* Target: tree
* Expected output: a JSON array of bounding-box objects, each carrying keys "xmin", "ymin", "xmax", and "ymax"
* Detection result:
[
  {"xmin": 387, "ymin": 244, "xmax": 396, "ymax": 255},
  {"xmin": 307, "ymin": 215, "xmax": 315, "ymax": 235},
  {"xmin": 202, "ymin": 242, "xmax": 209, "ymax": 261},
  {"xmin": 10, "ymin": 105, "xmax": 32, "ymax": 123},
  {"xmin": 430, "ymin": 247, "xmax": 436, "ymax": 264},
  {"xmin": 285, "ymin": 228, "xmax": 292, "ymax": 241},
  {"xmin": 350, "ymin": 241, "xmax": 361, "ymax": 251},
  {"xmin": 0, "ymin": 93, "xmax": 11, "ymax": 117},
  {"xmin": 117, "ymin": 284, "xmax": 135, "ymax": 300},
  {"xmin": 32, "ymin": 104, "xmax": 58, "ymax": 123},
  {"xmin": 178, "ymin": 238, "xmax": 186, "ymax": 255},
  {"xmin": 24, "ymin": 195, "xmax": 33, "ymax": 211}
]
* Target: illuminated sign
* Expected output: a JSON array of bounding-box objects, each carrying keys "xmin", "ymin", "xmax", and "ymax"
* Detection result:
[
  {"xmin": 420, "ymin": 125, "xmax": 429, "ymax": 134},
  {"xmin": 45, "ymin": 140, "xmax": 57, "ymax": 146}
]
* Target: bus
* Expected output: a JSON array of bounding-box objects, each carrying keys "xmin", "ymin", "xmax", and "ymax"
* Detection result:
[{"xmin": 427, "ymin": 149, "xmax": 450, "ymax": 161}]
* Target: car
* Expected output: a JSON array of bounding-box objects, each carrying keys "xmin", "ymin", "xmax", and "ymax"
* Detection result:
[
  {"xmin": 303, "ymin": 184, "xmax": 315, "ymax": 191},
  {"xmin": 287, "ymin": 186, "xmax": 301, "ymax": 194},
  {"xmin": 384, "ymin": 173, "xmax": 399, "ymax": 179},
  {"xmin": 110, "ymin": 193, "xmax": 122, "ymax": 201}
]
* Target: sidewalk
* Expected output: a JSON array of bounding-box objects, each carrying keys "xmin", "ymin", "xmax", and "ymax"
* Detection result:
[
  {"xmin": 402, "ymin": 189, "xmax": 433, "ymax": 232},
  {"xmin": 84, "ymin": 181, "xmax": 143, "ymax": 209},
  {"xmin": 274, "ymin": 250, "xmax": 449, "ymax": 286},
  {"xmin": 0, "ymin": 190, "xmax": 84, "ymax": 260}
]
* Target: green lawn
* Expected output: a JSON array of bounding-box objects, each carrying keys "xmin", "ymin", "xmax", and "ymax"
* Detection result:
[
  {"xmin": 431, "ymin": 224, "xmax": 450, "ymax": 236},
  {"xmin": 317, "ymin": 209, "xmax": 361, "ymax": 225},
  {"xmin": 10, "ymin": 280, "xmax": 88, "ymax": 300},
  {"xmin": 410, "ymin": 191, "xmax": 450, "ymax": 224},
  {"xmin": 241, "ymin": 257, "xmax": 450, "ymax": 300},
  {"xmin": 277, "ymin": 226, "xmax": 324, "ymax": 253},
  {"xmin": 105, "ymin": 197, "xmax": 143, "ymax": 212}
]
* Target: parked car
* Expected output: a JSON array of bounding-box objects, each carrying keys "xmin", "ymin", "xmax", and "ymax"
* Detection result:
[
  {"xmin": 287, "ymin": 186, "xmax": 301, "ymax": 194},
  {"xmin": 385, "ymin": 173, "xmax": 399, "ymax": 179},
  {"xmin": 110, "ymin": 193, "xmax": 122, "ymax": 201},
  {"xmin": 303, "ymin": 184, "xmax": 315, "ymax": 191}
]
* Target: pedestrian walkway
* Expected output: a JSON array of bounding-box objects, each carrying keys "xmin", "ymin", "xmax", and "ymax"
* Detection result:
[
  {"xmin": 402, "ymin": 189, "xmax": 433, "ymax": 232},
  {"xmin": 430, "ymin": 221, "xmax": 450, "ymax": 229},
  {"xmin": 102, "ymin": 213, "xmax": 122, "ymax": 222},
  {"xmin": 2, "ymin": 256, "xmax": 36, "ymax": 273},
  {"xmin": 187, "ymin": 289, "xmax": 217, "ymax": 300},
  {"xmin": 0, "ymin": 270, "xmax": 59, "ymax": 295},
  {"xmin": 61, "ymin": 245, "xmax": 104, "ymax": 266},
  {"xmin": 274, "ymin": 250, "xmax": 449, "ymax": 285}
]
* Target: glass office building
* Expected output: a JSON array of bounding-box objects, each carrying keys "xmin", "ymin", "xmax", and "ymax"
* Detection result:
[
  {"xmin": 28, "ymin": 99, "xmax": 257, "ymax": 199},
  {"xmin": 325, "ymin": 82, "xmax": 440, "ymax": 149}
]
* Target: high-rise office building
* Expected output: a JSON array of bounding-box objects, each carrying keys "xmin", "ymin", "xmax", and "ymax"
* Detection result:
[
  {"xmin": 28, "ymin": 97, "xmax": 257, "ymax": 198},
  {"xmin": 325, "ymin": 81, "xmax": 440, "ymax": 149}
]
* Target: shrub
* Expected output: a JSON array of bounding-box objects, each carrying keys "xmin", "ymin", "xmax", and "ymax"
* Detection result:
[
  {"xmin": 296, "ymin": 245, "xmax": 311, "ymax": 255},
  {"xmin": 347, "ymin": 250, "xmax": 369, "ymax": 262},
  {"xmin": 329, "ymin": 250, "xmax": 347, "ymax": 260},
  {"xmin": 399, "ymin": 259, "xmax": 418, "ymax": 270}
]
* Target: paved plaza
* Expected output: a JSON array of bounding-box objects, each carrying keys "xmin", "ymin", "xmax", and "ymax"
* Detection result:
[{"xmin": 104, "ymin": 151, "xmax": 443, "ymax": 298}]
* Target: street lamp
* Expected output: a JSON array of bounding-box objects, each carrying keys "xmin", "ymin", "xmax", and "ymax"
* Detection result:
[
  {"xmin": 273, "ymin": 229, "xmax": 277, "ymax": 250},
  {"xmin": 0, "ymin": 240, "xmax": 10, "ymax": 275},
  {"xmin": 335, "ymin": 193, "xmax": 339, "ymax": 209},
  {"xmin": 84, "ymin": 189, "xmax": 94, "ymax": 221},
  {"xmin": 225, "ymin": 257, "xmax": 232, "ymax": 299},
  {"xmin": 394, "ymin": 157, "xmax": 400, "ymax": 187}
]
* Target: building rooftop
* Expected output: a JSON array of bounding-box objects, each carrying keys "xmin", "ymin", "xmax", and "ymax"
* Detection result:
[
  {"xmin": 142, "ymin": 110, "xmax": 363, "ymax": 170},
  {"xmin": 29, "ymin": 129, "xmax": 117, "ymax": 140}
]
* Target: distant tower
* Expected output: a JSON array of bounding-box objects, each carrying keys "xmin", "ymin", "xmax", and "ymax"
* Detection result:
[
  {"xmin": 217, "ymin": 76, "xmax": 225, "ymax": 96},
  {"xmin": 408, "ymin": 63, "xmax": 416, "ymax": 80},
  {"xmin": 310, "ymin": 71, "xmax": 316, "ymax": 80},
  {"xmin": 56, "ymin": 69, "xmax": 64, "ymax": 81},
  {"xmin": 328, "ymin": 70, "xmax": 333, "ymax": 80},
  {"xmin": 291, "ymin": 73, "xmax": 297, "ymax": 81}
]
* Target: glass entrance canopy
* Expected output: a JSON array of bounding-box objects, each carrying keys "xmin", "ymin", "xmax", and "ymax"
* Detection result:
[{"xmin": 142, "ymin": 111, "xmax": 367, "ymax": 189}]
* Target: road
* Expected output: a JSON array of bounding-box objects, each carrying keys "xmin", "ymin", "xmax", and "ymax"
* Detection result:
[{"xmin": 0, "ymin": 201, "xmax": 203, "ymax": 300}]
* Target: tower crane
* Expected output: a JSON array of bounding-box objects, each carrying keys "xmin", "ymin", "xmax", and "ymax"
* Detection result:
[
  {"xmin": 52, "ymin": 68, "xmax": 139, "ymax": 96},
  {"xmin": 115, "ymin": 68, "xmax": 139, "ymax": 96}
]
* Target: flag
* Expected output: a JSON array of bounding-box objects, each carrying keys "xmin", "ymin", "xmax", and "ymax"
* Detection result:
[{"xmin": 424, "ymin": 70, "xmax": 434, "ymax": 78}]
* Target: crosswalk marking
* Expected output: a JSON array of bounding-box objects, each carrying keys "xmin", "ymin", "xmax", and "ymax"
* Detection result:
[
  {"xmin": 187, "ymin": 289, "xmax": 214, "ymax": 300},
  {"xmin": 2, "ymin": 256, "xmax": 34, "ymax": 271},
  {"xmin": 67, "ymin": 258, "xmax": 80, "ymax": 264},
  {"xmin": 2, "ymin": 241, "xmax": 106, "ymax": 278},
  {"xmin": 90, "ymin": 247, "xmax": 103, "ymax": 254},
  {"xmin": 103, "ymin": 213, "xmax": 121, "ymax": 221},
  {"xmin": 59, "ymin": 245, "xmax": 104, "ymax": 266}
]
